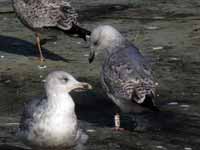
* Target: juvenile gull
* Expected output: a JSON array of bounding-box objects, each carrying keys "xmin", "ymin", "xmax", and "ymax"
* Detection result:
[
  {"xmin": 89, "ymin": 25, "xmax": 159, "ymax": 130},
  {"xmin": 17, "ymin": 71, "xmax": 92, "ymax": 148},
  {"xmin": 12, "ymin": 0, "xmax": 91, "ymax": 62}
]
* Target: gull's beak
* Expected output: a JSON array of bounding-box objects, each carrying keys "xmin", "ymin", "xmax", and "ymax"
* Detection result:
[
  {"xmin": 88, "ymin": 47, "xmax": 95, "ymax": 64},
  {"xmin": 69, "ymin": 82, "xmax": 92, "ymax": 92}
]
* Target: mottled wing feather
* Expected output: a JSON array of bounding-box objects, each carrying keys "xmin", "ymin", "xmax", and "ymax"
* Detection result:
[
  {"xmin": 19, "ymin": 97, "xmax": 46, "ymax": 131},
  {"xmin": 102, "ymin": 43, "xmax": 156, "ymax": 106},
  {"xmin": 13, "ymin": 0, "xmax": 77, "ymax": 29},
  {"xmin": 57, "ymin": 5, "xmax": 78, "ymax": 30}
]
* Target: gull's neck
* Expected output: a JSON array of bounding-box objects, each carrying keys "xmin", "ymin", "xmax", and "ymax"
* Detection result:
[
  {"xmin": 105, "ymin": 37, "xmax": 126, "ymax": 55},
  {"xmin": 46, "ymin": 88, "xmax": 75, "ymax": 112}
]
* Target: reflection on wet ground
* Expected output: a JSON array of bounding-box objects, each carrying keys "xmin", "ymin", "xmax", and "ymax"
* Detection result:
[{"xmin": 0, "ymin": 0, "xmax": 200, "ymax": 150}]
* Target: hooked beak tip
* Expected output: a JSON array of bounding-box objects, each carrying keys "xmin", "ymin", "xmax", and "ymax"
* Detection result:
[
  {"xmin": 88, "ymin": 52, "xmax": 95, "ymax": 63},
  {"xmin": 81, "ymin": 82, "xmax": 92, "ymax": 90},
  {"xmin": 72, "ymin": 82, "xmax": 92, "ymax": 92},
  {"xmin": 88, "ymin": 58, "xmax": 93, "ymax": 64}
]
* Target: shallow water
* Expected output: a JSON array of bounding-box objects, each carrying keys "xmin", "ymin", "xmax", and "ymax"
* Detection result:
[{"xmin": 0, "ymin": 0, "xmax": 200, "ymax": 150}]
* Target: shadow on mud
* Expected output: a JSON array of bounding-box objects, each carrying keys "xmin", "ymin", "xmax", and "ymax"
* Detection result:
[
  {"xmin": 74, "ymin": 87, "xmax": 200, "ymax": 136},
  {"xmin": 0, "ymin": 144, "xmax": 29, "ymax": 150},
  {"xmin": 0, "ymin": 35, "xmax": 72, "ymax": 62}
]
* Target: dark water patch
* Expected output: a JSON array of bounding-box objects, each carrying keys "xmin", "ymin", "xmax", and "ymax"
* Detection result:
[
  {"xmin": 78, "ymin": 4, "xmax": 130, "ymax": 22},
  {"xmin": 165, "ymin": 11, "xmax": 195, "ymax": 18}
]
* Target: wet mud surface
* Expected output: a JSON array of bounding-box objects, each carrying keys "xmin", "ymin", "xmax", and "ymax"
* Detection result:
[{"xmin": 0, "ymin": 0, "xmax": 200, "ymax": 150}]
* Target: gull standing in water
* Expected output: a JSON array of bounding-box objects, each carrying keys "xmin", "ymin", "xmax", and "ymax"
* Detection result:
[
  {"xmin": 12, "ymin": 0, "xmax": 91, "ymax": 62},
  {"xmin": 17, "ymin": 71, "xmax": 92, "ymax": 149},
  {"xmin": 89, "ymin": 25, "xmax": 159, "ymax": 130}
]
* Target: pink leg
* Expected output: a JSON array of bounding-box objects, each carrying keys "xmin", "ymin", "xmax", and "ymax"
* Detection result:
[
  {"xmin": 35, "ymin": 32, "xmax": 45, "ymax": 62},
  {"xmin": 113, "ymin": 113, "xmax": 125, "ymax": 131}
]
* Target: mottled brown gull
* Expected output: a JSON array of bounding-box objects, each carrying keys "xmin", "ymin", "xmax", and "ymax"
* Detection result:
[
  {"xmin": 89, "ymin": 25, "xmax": 159, "ymax": 130},
  {"xmin": 12, "ymin": 0, "xmax": 91, "ymax": 62},
  {"xmin": 17, "ymin": 71, "xmax": 92, "ymax": 148}
]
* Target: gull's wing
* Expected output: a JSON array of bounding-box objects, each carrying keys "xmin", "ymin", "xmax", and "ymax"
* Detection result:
[
  {"xmin": 19, "ymin": 97, "xmax": 47, "ymax": 131},
  {"xmin": 14, "ymin": 0, "xmax": 77, "ymax": 29},
  {"xmin": 102, "ymin": 42, "xmax": 158, "ymax": 111}
]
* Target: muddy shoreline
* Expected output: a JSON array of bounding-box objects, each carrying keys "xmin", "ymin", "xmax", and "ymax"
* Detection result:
[{"xmin": 0, "ymin": 0, "xmax": 200, "ymax": 150}]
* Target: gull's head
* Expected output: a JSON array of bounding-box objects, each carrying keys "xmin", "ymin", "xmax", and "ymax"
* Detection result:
[
  {"xmin": 89, "ymin": 25, "xmax": 124, "ymax": 63},
  {"xmin": 45, "ymin": 71, "xmax": 92, "ymax": 94}
]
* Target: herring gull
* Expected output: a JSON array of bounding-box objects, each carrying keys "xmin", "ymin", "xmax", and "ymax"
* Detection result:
[
  {"xmin": 89, "ymin": 25, "xmax": 159, "ymax": 130},
  {"xmin": 12, "ymin": 0, "xmax": 91, "ymax": 62},
  {"xmin": 17, "ymin": 71, "xmax": 92, "ymax": 148}
]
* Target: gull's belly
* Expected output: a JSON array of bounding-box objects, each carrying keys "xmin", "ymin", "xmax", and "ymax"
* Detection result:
[{"xmin": 26, "ymin": 111, "xmax": 78, "ymax": 147}]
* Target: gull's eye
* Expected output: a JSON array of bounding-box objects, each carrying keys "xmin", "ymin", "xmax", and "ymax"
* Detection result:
[
  {"xmin": 93, "ymin": 41, "xmax": 98, "ymax": 46},
  {"xmin": 63, "ymin": 78, "xmax": 69, "ymax": 82}
]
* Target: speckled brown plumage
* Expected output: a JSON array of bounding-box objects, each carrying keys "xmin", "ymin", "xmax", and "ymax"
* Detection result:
[
  {"xmin": 12, "ymin": 0, "xmax": 78, "ymax": 30},
  {"xmin": 12, "ymin": 0, "xmax": 91, "ymax": 62}
]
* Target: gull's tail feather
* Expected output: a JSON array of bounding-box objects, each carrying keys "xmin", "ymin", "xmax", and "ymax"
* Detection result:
[
  {"xmin": 141, "ymin": 95, "xmax": 160, "ymax": 112},
  {"xmin": 65, "ymin": 23, "xmax": 91, "ymax": 41}
]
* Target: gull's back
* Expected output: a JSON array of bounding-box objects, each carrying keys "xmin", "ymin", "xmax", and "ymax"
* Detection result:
[
  {"xmin": 101, "ymin": 41, "xmax": 157, "ymax": 112},
  {"xmin": 12, "ymin": 0, "xmax": 77, "ymax": 30}
]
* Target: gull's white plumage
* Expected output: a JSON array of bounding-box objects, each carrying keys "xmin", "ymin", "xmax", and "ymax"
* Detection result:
[{"xmin": 18, "ymin": 71, "xmax": 89, "ymax": 148}]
